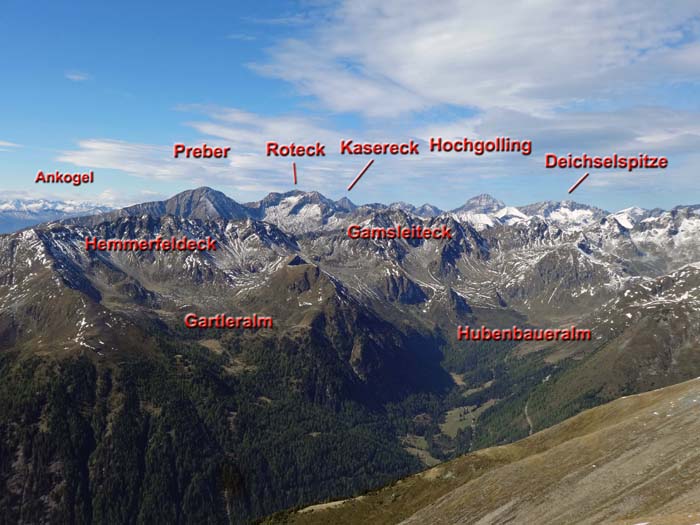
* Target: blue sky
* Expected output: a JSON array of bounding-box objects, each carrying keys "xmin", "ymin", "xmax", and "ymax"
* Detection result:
[{"xmin": 2, "ymin": 0, "xmax": 700, "ymax": 211}]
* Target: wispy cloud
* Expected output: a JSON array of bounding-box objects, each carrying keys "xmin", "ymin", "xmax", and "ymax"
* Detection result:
[
  {"xmin": 65, "ymin": 70, "xmax": 91, "ymax": 82},
  {"xmin": 56, "ymin": 106, "xmax": 405, "ymax": 198},
  {"xmin": 0, "ymin": 140, "xmax": 20, "ymax": 152},
  {"xmin": 239, "ymin": 0, "xmax": 700, "ymax": 208},
  {"xmin": 254, "ymin": 0, "xmax": 700, "ymax": 117},
  {"xmin": 415, "ymin": 107, "xmax": 700, "ymax": 157},
  {"xmin": 58, "ymin": 139, "xmax": 208, "ymax": 181},
  {"xmin": 97, "ymin": 188, "xmax": 166, "ymax": 208},
  {"xmin": 55, "ymin": 109, "xmax": 354, "ymax": 199}
]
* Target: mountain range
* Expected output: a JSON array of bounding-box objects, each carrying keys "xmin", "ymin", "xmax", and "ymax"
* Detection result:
[
  {"xmin": 1, "ymin": 187, "xmax": 699, "ymax": 524},
  {"xmin": 0, "ymin": 198, "xmax": 112, "ymax": 233}
]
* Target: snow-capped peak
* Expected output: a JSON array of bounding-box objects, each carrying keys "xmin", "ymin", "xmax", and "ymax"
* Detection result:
[
  {"xmin": 609, "ymin": 207, "xmax": 650, "ymax": 229},
  {"xmin": 494, "ymin": 206, "xmax": 530, "ymax": 224}
]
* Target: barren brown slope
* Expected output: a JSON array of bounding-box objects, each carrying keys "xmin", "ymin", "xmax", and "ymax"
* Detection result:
[{"xmin": 273, "ymin": 377, "xmax": 700, "ymax": 525}]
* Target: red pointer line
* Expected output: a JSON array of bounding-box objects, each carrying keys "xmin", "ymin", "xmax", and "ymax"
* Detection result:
[
  {"xmin": 293, "ymin": 162, "xmax": 297, "ymax": 185},
  {"xmin": 347, "ymin": 159, "xmax": 374, "ymax": 191},
  {"xmin": 568, "ymin": 172, "xmax": 590, "ymax": 194}
]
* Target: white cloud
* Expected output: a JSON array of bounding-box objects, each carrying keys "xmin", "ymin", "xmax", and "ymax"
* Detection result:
[
  {"xmin": 58, "ymin": 139, "xmax": 223, "ymax": 184},
  {"xmin": 65, "ymin": 71, "xmax": 91, "ymax": 82},
  {"xmin": 97, "ymin": 188, "xmax": 166, "ymax": 208},
  {"xmin": 56, "ymin": 110, "xmax": 357, "ymax": 198},
  {"xmin": 255, "ymin": 0, "xmax": 700, "ymax": 117},
  {"xmin": 416, "ymin": 107, "xmax": 700, "ymax": 156},
  {"xmin": 0, "ymin": 140, "xmax": 20, "ymax": 152}
]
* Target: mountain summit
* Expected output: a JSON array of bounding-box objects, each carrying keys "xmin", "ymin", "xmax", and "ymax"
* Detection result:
[
  {"xmin": 451, "ymin": 194, "xmax": 505, "ymax": 214},
  {"xmin": 125, "ymin": 186, "xmax": 250, "ymax": 221},
  {"xmin": 158, "ymin": 186, "xmax": 250, "ymax": 220}
]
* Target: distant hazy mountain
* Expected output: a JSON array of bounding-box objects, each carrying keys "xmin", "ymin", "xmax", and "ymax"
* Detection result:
[{"xmin": 0, "ymin": 198, "xmax": 112, "ymax": 233}]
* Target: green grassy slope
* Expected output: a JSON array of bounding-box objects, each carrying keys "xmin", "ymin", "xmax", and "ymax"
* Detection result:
[{"xmin": 273, "ymin": 377, "xmax": 700, "ymax": 525}]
